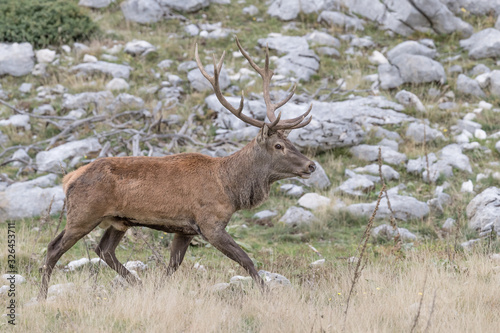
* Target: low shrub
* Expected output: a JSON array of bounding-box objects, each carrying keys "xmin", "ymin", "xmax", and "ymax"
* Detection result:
[{"xmin": 0, "ymin": 0, "xmax": 99, "ymax": 48}]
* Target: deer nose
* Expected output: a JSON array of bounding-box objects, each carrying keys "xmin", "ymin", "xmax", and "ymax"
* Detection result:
[{"xmin": 308, "ymin": 162, "xmax": 316, "ymax": 173}]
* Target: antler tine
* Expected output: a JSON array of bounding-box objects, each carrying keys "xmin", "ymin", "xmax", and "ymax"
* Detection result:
[
  {"xmin": 195, "ymin": 44, "xmax": 215, "ymax": 86},
  {"xmin": 271, "ymin": 104, "xmax": 313, "ymax": 130},
  {"xmin": 274, "ymin": 83, "xmax": 297, "ymax": 111},
  {"xmin": 268, "ymin": 111, "xmax": 282, "ymax": 128},
  {"xmin": 235, "ymin": 36, "xmax": 263, "ymax": 75},
  {"xmin": 195, "ymin": 43, "xmax": 264, "ymax": 128},
  {"xmin": 235, "ymin": 37, "xmax": 277, "ymax": 123},
  {"xmin": 288, "ymin": 115, "xmax": 312, "ymax": 130}
]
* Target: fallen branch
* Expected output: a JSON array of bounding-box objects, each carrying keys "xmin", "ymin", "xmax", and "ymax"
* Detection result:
[
  {"xmin": 0, "ymin": 98, "xmax": 78, "ymax": 121},
  {"xmin": 46, "ymin": 115, "xmax": 106, "ymax": 149}
]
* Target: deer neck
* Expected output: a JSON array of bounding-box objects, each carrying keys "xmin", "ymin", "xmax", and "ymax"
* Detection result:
[{"xmin": 219, "ymin": 140, "xmax": 272, "ymax": 211}]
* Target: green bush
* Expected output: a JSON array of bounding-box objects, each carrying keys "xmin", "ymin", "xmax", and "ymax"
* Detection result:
[{"xmin": 0, "ymin": 0, "xmax": 99, "ymax": 48}]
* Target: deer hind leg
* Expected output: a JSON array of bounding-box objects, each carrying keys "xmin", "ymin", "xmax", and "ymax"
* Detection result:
[
  {"xmin": 95, "ymin": 225, "xmax": 141, "ymax": 285},
  {"xmin": 201, "ymin": 225, "xmax": 266, "ymax": 291},
  {"xmin": 38, "ymin": 219, "xmax": 102, "ymax": 301},
  {"xmin": 167, "ymin": 233, "xmax": 194, "ymax": 276}
]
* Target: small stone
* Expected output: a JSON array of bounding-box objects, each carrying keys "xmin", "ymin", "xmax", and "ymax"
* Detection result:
[
  {"xmin": 211, "ymin": 283, "xmax": 230, "ymax": 291},
  {"xmin": 193, "ymin": 262, "xmax": 206, "ymax": 272},
  {"xmin": 279, "ymin": 206, "xmax": 315, "ymax": 226},
  {"xmin": 298, "ymin": 193, "xmax": 331, "ymax": 210},
  {"xmin": 90, "ymin": 258, "xmax": 107, "ymax": 266},
  {"xmin": 406, "ymin": 123, "xmax": 444, "ymax": 143},
  {"xmin": 460, "ymin": 180, "xmax": 474, "ymax": 193},
  {"xmin": 157, "ymin": 59, "xmax": 173, "ymax": 70},
  {"xmin": 253, "ymin": 210, "xmax": 277, "ymax": 219},
  {"xmin": 495, "ymin": 141, "xmax": 500, "ymax": 153},
  {"xmin": 184, "ymin": 24, "xmax": 200, "ymax": 36},
  {"xmin": 1, "ymin": 274, "xmax": 26, "ymax": 285},
  {"xmin": 368, "ymin": 51, "xmax": 388, "ymax": 65},
  {"xmin": 280, "ymin": 184, "xmax": 304, "ymax": 197},
  {"xmin": 442, "ymin": 218, "xmax": 456, "ymax": 232},
  {"xmin": 106, "ymin": 78, "xmax": 130, "ymax": 91},
  {"xmin": 83, "ymin": 54, "xmax": 98, "ymax": 63},
  {"xmin": 456, "ymin": 74, "xmax": 486, "ymax": 97},
  {"xmin": 474, "ymin": 129, "xmax": 487, "ymax": 139},
  {"xmin": 258, "ymin": 270, "xmax": 291, "ymax": 287},
  {"xmin": 316, "ymin": 47, "xmax": 340, "ymax": 57},
  {"xmin": 36, "ymin": 49, "xmax": 56, "ymax": 63},
  {"xmin": 66, "ymin": 258, "xmax": 90, "ymax": 271},
  {"xmin": 448, "ymin": 65, "xmax": 463, "ymax": 74},
  {"xmin": 395, "ymin": 90, "xmax": 426, "ymax": 112},
  {"xmin": 18, "ymin": 83, "xmax": 32, "ymax": 93},
  {"xmin": 125, "ymin": 260, "xmax": 147, "ymax": 271},
  {"xmin": 33, "ymin": 104, "xmax": 55, "ymax": 115},
  {"xmin": 438, "ymin": 102, "xmax": 457, "ymax": 110},
  {"xmin": 242, "ymin": 5, "xmax": 259, "ymax": 16},
  {"xmin": 372, "ymin": 224, "xmax": 417, "ymax": 242},
  {"xmin": 311, "ymin": 259, "xmax": 325, "ymax": 266},
  {"xmin": 461, "ymin": 239, "xmax": 481, "ymax": 251},
  {"xmin": 478, "ymin": 101, "xmax": 493, "ymax": 110},
  {"xmin": 124, "ymin": 40, "xmax": 156, "ymax": 56},
  {"xmin": 48, "ymin": 283, "xmax": 75, "ymax": 296}
]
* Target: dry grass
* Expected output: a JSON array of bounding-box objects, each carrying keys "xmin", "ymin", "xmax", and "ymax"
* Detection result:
[{"xmin": 2, "ymin": 251, "xmax": 498, "ymax": 332}]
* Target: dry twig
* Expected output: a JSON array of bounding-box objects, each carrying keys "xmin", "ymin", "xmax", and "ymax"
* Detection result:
[{"xmin": 343, "ymin": 183, "xmax": 386, "ymax": 331}]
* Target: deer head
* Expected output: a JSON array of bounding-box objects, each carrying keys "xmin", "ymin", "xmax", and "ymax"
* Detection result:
[{"xmin": 195, "ymin": 37, "xmax": 316, "ymax": 180}]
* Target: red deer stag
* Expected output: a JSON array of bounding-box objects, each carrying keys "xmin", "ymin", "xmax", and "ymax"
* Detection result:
[{"xmin": 38, "ymin": 37, "xmax": 315, "ymax": 300}]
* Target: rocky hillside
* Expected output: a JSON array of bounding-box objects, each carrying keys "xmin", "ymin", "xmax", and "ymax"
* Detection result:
[{"xmin": 0, "ymin": 0, "xmax": 500, "ymax": 248}]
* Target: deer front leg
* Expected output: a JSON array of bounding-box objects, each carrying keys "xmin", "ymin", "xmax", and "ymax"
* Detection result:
[{"xmin": 201, "ymin": 225, "xmax": 266, "ymax": 291}]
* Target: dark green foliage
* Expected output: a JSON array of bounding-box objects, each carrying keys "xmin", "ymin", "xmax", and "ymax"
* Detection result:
[{"xmin": 0, "ymin": 0, "xmax": 99, "ymax": 48}]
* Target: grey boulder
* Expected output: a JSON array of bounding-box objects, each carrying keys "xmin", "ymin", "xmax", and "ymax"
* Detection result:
[
  {"xmin": 387, "ymin": 41, "xmax": 436, "ymax": 62},
  {"xmin": 350, "ymin": 144, "xmax": 407, "ymax": 165},
  {"xmin": 79, "ymin": 0, "xmax": 113, "ymax": 8},
  {"xmin": 353, "ymin": 164, "xmax": 400, "ymax": 181},
  {"xmin": 460, "ymin": 28, "xmax": 500, "ymax": 59},
  {"xmin": 317, "ymin": 10, "xmax": 364, "ymax": 31},
  {"xmin": 347, "ymin": 194, "xmax": 430, "ymax": 221},
  {"xmin": 160, "ymin": 0, "xmax": 210, "ymax": 13},
  {"xmin": 70, "ymin": 61, "xmax": 133, "ymax": 79},
  {"xmin": 466, "ymin": 187, "xmax": 500, "ymax": 234},
  {"xmin": 267, "ymin": 0, "xmax": 339, "ymax": 21},
  {"xmin": 341, "ymin": 0, "xmax": 472, "ymax": 37},
  {"xmin": 62, "ymin": 91, "xmax": 114, "ymax": 110},
  {"xmin": 395, "ymin": 90, "xmax": 426, "ymax": 112},
  {"xmin": 456, "ymin": 74, "xmax": 486, "ymax": 97},
  {"xmin": 0, "ymin": 43, "xmax": 35, "ymax": 77},
  {"xmin": 36, "ymin": 138, "xmax": 102, "ymax": 173},
  {"xmin": 405, "ymin": 123, "xmax": 445, "ymax": 143},
  {"xmin": 372, "ymin": 224, "xmax": 417, "ymax": 242},
  {"xmin": 121, "ymin": 0, "xmax": 166, "ymax": 24},
  {"xmin": 279, "ymin": 206, "xmax": 315, "ymax": 226},
  {"xmin": 0, "ymin": 174, "xmax": 64, "ymax": 222},
  {"xmin": 391, "ymin": 54, "xmax": 446, "ymax": 85}
]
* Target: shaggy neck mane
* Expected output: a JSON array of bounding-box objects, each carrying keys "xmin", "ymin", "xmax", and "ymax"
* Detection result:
[{"xmin": 219, "ymin": 139, "xmax": 272, "ymax": 210}]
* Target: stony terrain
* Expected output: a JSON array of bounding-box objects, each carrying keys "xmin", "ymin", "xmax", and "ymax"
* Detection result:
[{"xmin": 0, "ymin": 0, "xmax": 500, "ymax": 331}]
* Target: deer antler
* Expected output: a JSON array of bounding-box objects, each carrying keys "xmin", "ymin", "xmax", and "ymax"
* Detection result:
[{"xmin": 195, "ymin": 37, "xmax": 312, "ymax": 131}]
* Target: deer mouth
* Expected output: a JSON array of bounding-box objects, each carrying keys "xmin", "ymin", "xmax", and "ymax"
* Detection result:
[{"xmin": 297, "ymin": 172, "xmax": 312, "ymax": 179}]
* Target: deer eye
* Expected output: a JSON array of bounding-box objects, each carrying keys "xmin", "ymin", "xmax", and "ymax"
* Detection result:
[{"xmin": 275, "ymin": 144, "xmax": 282, "ymax": 150}]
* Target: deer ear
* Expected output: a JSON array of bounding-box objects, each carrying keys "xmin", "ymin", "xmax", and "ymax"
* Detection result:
[
  {"xmin": 281, "ymin": 129, "xmax": 291, "ymax": 138},
  {"xmin": 257, "ymin": 125, "xmax": 270, "ymax": 144}
]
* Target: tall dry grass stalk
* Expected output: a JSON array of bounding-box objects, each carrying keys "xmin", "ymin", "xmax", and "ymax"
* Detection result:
[
  {"xmin": 377, "ymin": 147, "xmax": 401, "ymax": 251},
  {"xmin": 342, "ymin": 182, "xmax": 386, "ymax": 331}
]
